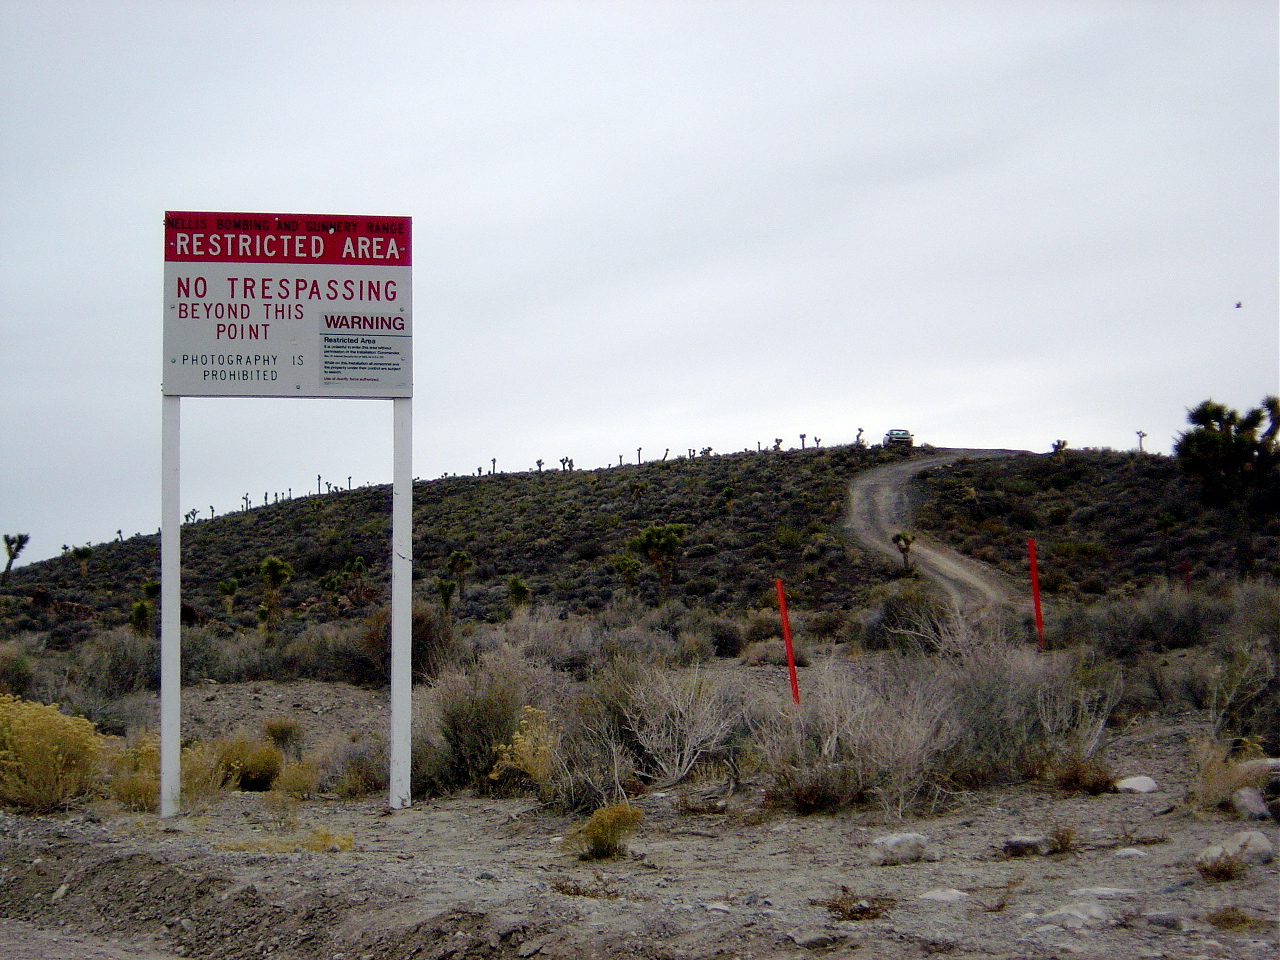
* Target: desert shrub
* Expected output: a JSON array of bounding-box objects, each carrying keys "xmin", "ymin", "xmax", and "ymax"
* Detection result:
[
  {"xmin": 803, "ymin": 610, "xmax": 848, "ymax": 643},
  {"xmin": 743, "ymin": 610, "xmax": 781, "ymax": 644},
  {"xmin": 70, "ymin": 627, "xmax": 158, "ymax": 700},
  {"xmin": 1049, "ymin": 583, "xmax": 1235, "ymax": 660},
  {"xmin": 500, "ymin": 607, "xmax": 600, "ymax": 678},
  {"xmin": 216, "ymin": 735, "xmax": 283, "ymax": 791},
  {"xmin": 1197, "ymin": 850, "xmax": 1248, "ymax": 882},
  {"xmin": 415, "ymin": 647, "xmax": 552, "ymax": 796},
  {"xmin": 861, "ymin": 584, "xmax": 953, "ymax": 653},
  {"xmin": 107, "ymin": 735, "xmax": 234, "ymax": 813},
  {"xmin": 754, "ymin": 667, "xmax": 914, "ymax": 814},
  {"xmin": 1054, "ymin": 753, "xmax": 1115, "ymax": 795},
  {"xmin": 489, "ymin": 705, "xmax": 559, "ymax": 800},
  {"xmin": 740, "ymin": 639, "xmax": 810, "ymax": 668},
  {"xmin": 562, "ymin": 802, "xmax": 643, "ymax": 860},
  {"xmin": 623, "ymin": 666, "xmax": 746, "ymax": 787},
  {"xmin": 412, "ymin": 601, "xmax": 456, "ymax": 679},
  {"xmin": 547, "ymin": 692, "xmax": 635, "ymax": 813},
  {"xmin": 260, "ymin": 789, "xmax": 298, "ymax": 832},
  {"xmin": 939, "ymin": 640, "xmax": 1117, "ymax": 788},
  {"xmin": 0, "ymin": 640, "xmax": 36, "ymax": 698},
  {"xmin": 700, "ymin": 616, "xmax": 744, "ymax": 658},
  {"xmin": 263, "ymin": 716, "xmax": 304, "ymax": 757},
  {"xmin": 670, "ymin": 632, "xmax": 715, "ymax": 666},
  {"xmin": 180, "ymin": 741, "xmax": 231, "ymax": 810},
  {"xmin": 600, "ymin": 625, "xmax": 677, "ymax": 664},
  {"xmin": 324, "ymin": 733, "xmax": 389, "ymax": 798},
  {"xmin": 108, "ymin": 733, "xmax": 161, "ymax": 811},
  {"xmin": 0, "ymin": 694, "xmax": 105, "ymax": 811},
  {"xmin": 755, "ymin": 633, "xmax": 1120, "ymax": 817},
  {"xmin": 1188, "ymin": 738, "xmax": 1271, "ymax": 810},
  {"xmin": 273, "ymin": 758, "xmax": 320, "ymax": 799}
]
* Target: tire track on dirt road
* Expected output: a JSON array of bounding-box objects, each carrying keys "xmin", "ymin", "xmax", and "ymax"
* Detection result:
[{"xmin": 846, "ymin": 449, "xmax": 1029, "ymax": 612}]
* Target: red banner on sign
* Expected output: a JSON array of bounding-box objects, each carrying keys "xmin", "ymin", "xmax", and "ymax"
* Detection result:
[{"xmin": 164, "ymin": 211, "xmax": 412, "ymax": 266}]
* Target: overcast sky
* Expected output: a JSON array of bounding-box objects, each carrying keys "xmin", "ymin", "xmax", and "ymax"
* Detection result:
[{"xmin": 2, "ymin": 1, "xmax": 1276, "ymax": 566}]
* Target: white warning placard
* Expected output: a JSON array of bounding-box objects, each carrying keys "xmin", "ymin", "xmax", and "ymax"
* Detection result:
[{"xmin": 162, "ymin": 211, "xmax": 412, "ymax": 398}]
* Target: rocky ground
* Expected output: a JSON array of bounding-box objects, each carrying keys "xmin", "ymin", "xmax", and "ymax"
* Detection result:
[{"xmin": 1, "ymin": 681, "xmax": 1277, "ymax": 960}]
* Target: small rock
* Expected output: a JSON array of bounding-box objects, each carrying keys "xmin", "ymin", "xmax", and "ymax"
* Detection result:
[
  {"xmin": 1040, "ymin": 902, "xmax": 1111, "ymax": 929},
  {"xmin": 869, "ymin": 832, "xmax": 934, "ymax": 865},
  {"xmin": 1223, "ymin": 829, "xmax": 1275, "ymax": 864},
  {"xmin": 51, "ymin": 883, "xmax": 68, "ymax": 901},
  {"xmin": 516, "ymin": 937, "xmax": 547, "ymax": 958},
  {"xmin": 789, "ymin": 928, "xmax": 846, "ymax": 949},
  {"xmin": 918, "ymin": 888, "xmax": 968, "ymax": 902},
  {"xmin": 1114, "ymin": 775, "xmax": 1158, "ymax": 793},
  {"xmin": 1068, "ymin": 887, "xmax": 1137, "ymax": 899},
  {"xmin": 1112, "ymin": 846, "xmax": 1149, "ymax": 857},
  {"xmin": 1230, "ymin": 787, "xmax": 1270, "ymax": 821},
  {"xmin": 1143, "ymin": 911, "xmax": 1182, "ymax": 930},
  {"xmin": 704, "ymin": 901, "xmax": 732, "ymax": 913},
  {"xmin": 1003, "ymin": 835, "xmax": 1053, "ymax": 857}
]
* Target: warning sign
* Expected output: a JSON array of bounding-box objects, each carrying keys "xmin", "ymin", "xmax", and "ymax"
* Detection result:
[{"xmin": 162, "ymin": 212, "xmax": 412, "ymax": 398}]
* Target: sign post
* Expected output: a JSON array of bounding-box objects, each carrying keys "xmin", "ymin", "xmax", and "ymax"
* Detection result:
[{"xmin": 161, "ymin": 211, "xmax": 413, "ymax": 815}]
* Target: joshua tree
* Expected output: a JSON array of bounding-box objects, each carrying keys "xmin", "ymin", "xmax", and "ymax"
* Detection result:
[
  {"xmin": 71, "ymin": 545, "xmax": 93, "ymax": 578},
  {"xmin": 3, "ymin": 533, "xmax": 30, "ymax": 582},
  {"xmin": 508, "ymin": 576, "xmax": 531, "ymax": 608},
  {"xmin": 891, "ymin": 532, "xmax": 916, "ymax": 573},
  {"xmin": 613, "ymin": 554, "xmax": 642, "ymax": 593},
  {"xmin": 1174, "ymin": 395, "xmax": 1280, "ymax": 572},
  {"xmin": 436, "ymin": 578, "xmax": 456, "ymax": 613},
  {"xmin": 129, "ymin": 600, "xmax": 153, "ymax": 638},
  {"xmin": 446, "ymin": 550, "xmax": 474, "ymax": 599},
  {"xmin": 536, "ymin": 459, "xmax": 544, "ymax": 472},
  {"xmin": 218, "ymin": 578, "xmax": 238, "ymax": 617},
  {"xmin": 259, "ymin": 556, "xmax": 294, "ymax": 633},
  {"xmin": 799, "ymin": 434, "xmax": 806, "ymax": 449},
  {"xmin": 1136, "ymin": 430, "xmax": 1147, "ymax": 453},
  {"xmin": 1051, "ymin": 440, "xmax": 1069, "ymax": 455},
  {"xmin": 626, "ymin": 523, "xmax": 686, "ymax": 602}
]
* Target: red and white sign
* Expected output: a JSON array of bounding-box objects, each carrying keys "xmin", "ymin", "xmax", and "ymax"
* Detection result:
[{"xmin": 162, "ymin": 211, "xmax": 412, "ymax": 398}]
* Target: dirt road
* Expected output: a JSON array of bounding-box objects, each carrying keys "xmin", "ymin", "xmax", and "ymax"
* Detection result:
[{"xmin": 846, "ymin": 449, "xmax": 1027, "ymax": 612}]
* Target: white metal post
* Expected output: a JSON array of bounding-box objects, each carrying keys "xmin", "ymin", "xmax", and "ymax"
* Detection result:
[
  {"xmin": 388, "ymin": 396, "xmax": 413, "ymax": 808},
  {"xmin": 160, "ymin": 395, "xmax": 182, "ymax": 817}
]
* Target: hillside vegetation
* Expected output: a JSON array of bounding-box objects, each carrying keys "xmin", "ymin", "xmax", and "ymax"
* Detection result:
[{"xmin": 1, "ymin": 443, "xmax": 1265, "ymax": 653}]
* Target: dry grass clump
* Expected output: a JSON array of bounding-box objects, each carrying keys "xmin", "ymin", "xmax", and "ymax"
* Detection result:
[
  {"xmin": 1204, "ymin": 905, "xmax": 1271, "ymax": 930},
  {"xmin": 107, "ymin": 734, "xmax": 161, "ymax": 811},
  {"xmin": 490, "ymin": 706, "xmax": 559, "ymax": 800},
  {"xmin": 216, "ymin": 735, "xmax": 284, "ymax": 791},
  {"xmin": 563, "ymin": 802, "xmax": 643, "ymax": 860},
  {"xmin": 273, "ymin": 758, "xmax": 320, "ymax": 799},
  {"xmin": 811, "ymin": 887, "xmax": 895, "ymax": 921},
  {"xmin": 260, "ymin": 789, "xmax": 298, "ymax": 831},
  {"xmin": 324, "ymin": 733, "xmax": 389, "ymax": 798},
  {"xmin": 1055, "ymin": 752, "xmax": 1116, "ymax": 795},
  {"xmin": 550, "ymin": 873, "xmax": 623, "ymax": 899},
  {"xmin": 262, "ymin": 716, "xmax": 304, "ymax": 757},
  {"xmin": 221, "ymin": 827, "xmax": 354, "ymax": 854},
  {"xmin": 1196, "ymin": 850, "xmax": 1248, "ymax": 882},
  {"xmin": 0, "ymin": 694, "xmax": 104, "ymax": 812},
  {"xmin": 1188, "ymin": 737, "xmax": 1270, "ymax": 810}
]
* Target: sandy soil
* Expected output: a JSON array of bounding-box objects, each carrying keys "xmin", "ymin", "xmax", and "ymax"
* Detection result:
[{"xmin": 1, "ymin": 680, "xmax": 1276, "ymax": 960}]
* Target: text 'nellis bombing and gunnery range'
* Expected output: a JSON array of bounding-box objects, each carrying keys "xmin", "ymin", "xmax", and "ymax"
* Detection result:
[{"xmin": 162, "ymin": 212, "xmax": 412, "ymax": 399}]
